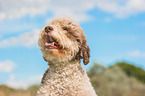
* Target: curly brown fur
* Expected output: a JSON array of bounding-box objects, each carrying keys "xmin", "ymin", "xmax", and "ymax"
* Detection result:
[{"xmin": 37, "ymin": 17, "xmax": 97, "ymax": 96}]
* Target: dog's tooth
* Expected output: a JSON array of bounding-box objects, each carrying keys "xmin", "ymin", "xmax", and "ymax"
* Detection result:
[{"xmin": 52, "ymin": 42, "xmax": 54, "ymax": 46}]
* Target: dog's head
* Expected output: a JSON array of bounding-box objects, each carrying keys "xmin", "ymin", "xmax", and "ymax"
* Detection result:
[{"xmin": 38, "ymin": 17, "xmax": 90, "ymax": 65}]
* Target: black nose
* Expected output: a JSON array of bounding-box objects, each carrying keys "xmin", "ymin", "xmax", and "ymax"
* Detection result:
[{"xmin": 45, "ymin": 26, "xmax": 53, "ymax": 33}]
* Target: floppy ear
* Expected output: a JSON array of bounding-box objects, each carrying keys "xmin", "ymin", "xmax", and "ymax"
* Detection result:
[
  {"xmin": 43, "ymin": 56, "xmax": 48, "ymax": 62},
  {"xmin": 76, "ymin": 39, "xmax": 90, "ymax": 65}
]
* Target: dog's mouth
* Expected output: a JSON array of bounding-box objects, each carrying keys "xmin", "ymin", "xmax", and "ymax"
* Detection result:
[{"xmin": 44, "ymin": 35, "xmax": 62, "ymax": 50}]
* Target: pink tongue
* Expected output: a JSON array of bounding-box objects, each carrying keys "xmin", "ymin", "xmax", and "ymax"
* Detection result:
[{"xmin": 45, "ymin": 42, "xmax": 54, "ymax": 46}]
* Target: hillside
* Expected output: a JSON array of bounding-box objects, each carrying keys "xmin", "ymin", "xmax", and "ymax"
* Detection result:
[
  {"xmin": 0, "ymin": 85, "xmax": 39, "ymax": 96},
  {"xmin": 112, "ymin": 62, "xmax": 145, "ymax": 83},
  {"xmin": 0, "ymin": 62, "xmax": 145, "ymax": 96},
  {"xmin": 88, "ymin": 62, "xmax": 145, "ymax": 96}
]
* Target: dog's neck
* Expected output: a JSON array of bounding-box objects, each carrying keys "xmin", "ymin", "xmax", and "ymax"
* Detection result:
[
  {"xmin": 48, "ymin": 60, "xmax": 80, "ymax": 72},
  {"xmin": 41, "ymin": 59, "xmax": 86, "ymax": 86}
]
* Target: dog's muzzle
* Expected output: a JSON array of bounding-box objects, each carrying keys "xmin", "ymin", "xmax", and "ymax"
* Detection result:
[{"xmin": 44, "ymin": 26, "xmax": 63, "ymax": 50}]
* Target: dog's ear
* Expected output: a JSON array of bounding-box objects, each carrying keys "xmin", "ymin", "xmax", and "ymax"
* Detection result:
[{"xmin": 76, "ymin": 39, "xmax": 90, "ymax": 65}]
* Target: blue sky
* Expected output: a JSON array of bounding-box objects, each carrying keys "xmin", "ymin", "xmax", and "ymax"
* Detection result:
[{"xmin": 0, "ymin": 0, "xmax": 145, "ymax": 89}]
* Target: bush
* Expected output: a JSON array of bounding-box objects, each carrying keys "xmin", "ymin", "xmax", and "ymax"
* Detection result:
[
  {"xmin": 113, "ymin": 62, "xmax": 145, "ymax": 83},
  {"xmin": 88, "ymin": 62, "xmax": 145, "ymax": 96}
]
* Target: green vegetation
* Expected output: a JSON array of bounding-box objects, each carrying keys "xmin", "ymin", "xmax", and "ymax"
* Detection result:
[
  {"xmin": 88, "ymin": 62, "xmax": 145, "ymax": 96},
  {"xmin": 112, "ymin": 62, "xmax": 145, "ymax": 83},
  {"xmin": 0, "ymin": 84, "xmax": 39, "ymax": 96},
  {"xmin": 0, "ymin": 61, "xmax": 145, "ymax": 96}
]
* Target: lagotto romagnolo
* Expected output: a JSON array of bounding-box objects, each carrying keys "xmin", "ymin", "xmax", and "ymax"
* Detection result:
[{"xmin": 37, "ymin": 17, "xmax": 97, "ymax": 96}]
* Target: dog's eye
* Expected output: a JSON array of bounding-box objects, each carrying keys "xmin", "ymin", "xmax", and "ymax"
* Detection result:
[
  {"xmin": 62, "ymin": 27, "xmax": 69, "ymax": 31},
  {"xmin": 63, "ymin": 27, "xmax": 68, "ymax": 31},
  {"xmin": 77, "ymin": 39, "xmax": 80, "ymax": 42},
  {"xmin": 64, "ymin": 28, "xmax": 68, "ymax": 31}
]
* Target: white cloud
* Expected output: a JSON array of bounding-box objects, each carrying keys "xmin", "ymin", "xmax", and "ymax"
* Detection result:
[
  {"xmin": 0, "ymin": 60, "xmax": 15, "ymax": 72},
  {"xmin": 9, "ymin": 74, "xmax": 15, "ymax": 81},
  {"xmin": 95, "ymin": 0, "xmax": 145, "ymax": 18},
  {"xmin": 128, "ymin": 50, "xmax": 145, "ymax": 58},
  {"xmin": 0, "ymin": 0, "xmax": 94, "ymax": 23},
  {"xmin": 0, "ymin": 12, "xmax": 6, "ymax": 22},
  {"xmin": 104, "ymin": 17, "xmax": 112, "ymax": 22},
  {"xmin": 0, "ymin": 29, "xmax": 40, "ymax": 47},
  {"xmin": 0, "ymin": 0, "xmax": 145, "ymax": 23},
  {"xmin": 5, "ymin": 75, "xmax": 41, "ymax": 89}
]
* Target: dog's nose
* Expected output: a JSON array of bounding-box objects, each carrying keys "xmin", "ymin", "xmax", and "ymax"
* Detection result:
[{"xmin": 45, "ymin": 26, "xmax": 53, "ymax": 33}]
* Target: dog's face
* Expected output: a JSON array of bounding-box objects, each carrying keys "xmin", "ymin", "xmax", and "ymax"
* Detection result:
[{"xmin": 38, "ymin": 17, "xmax": 90, "ymax": 65}]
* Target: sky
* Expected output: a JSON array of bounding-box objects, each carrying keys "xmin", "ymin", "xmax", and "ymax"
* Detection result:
[{"xmin": 0, "ymin": 0, "xmax": 145, "ymax": 89}]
